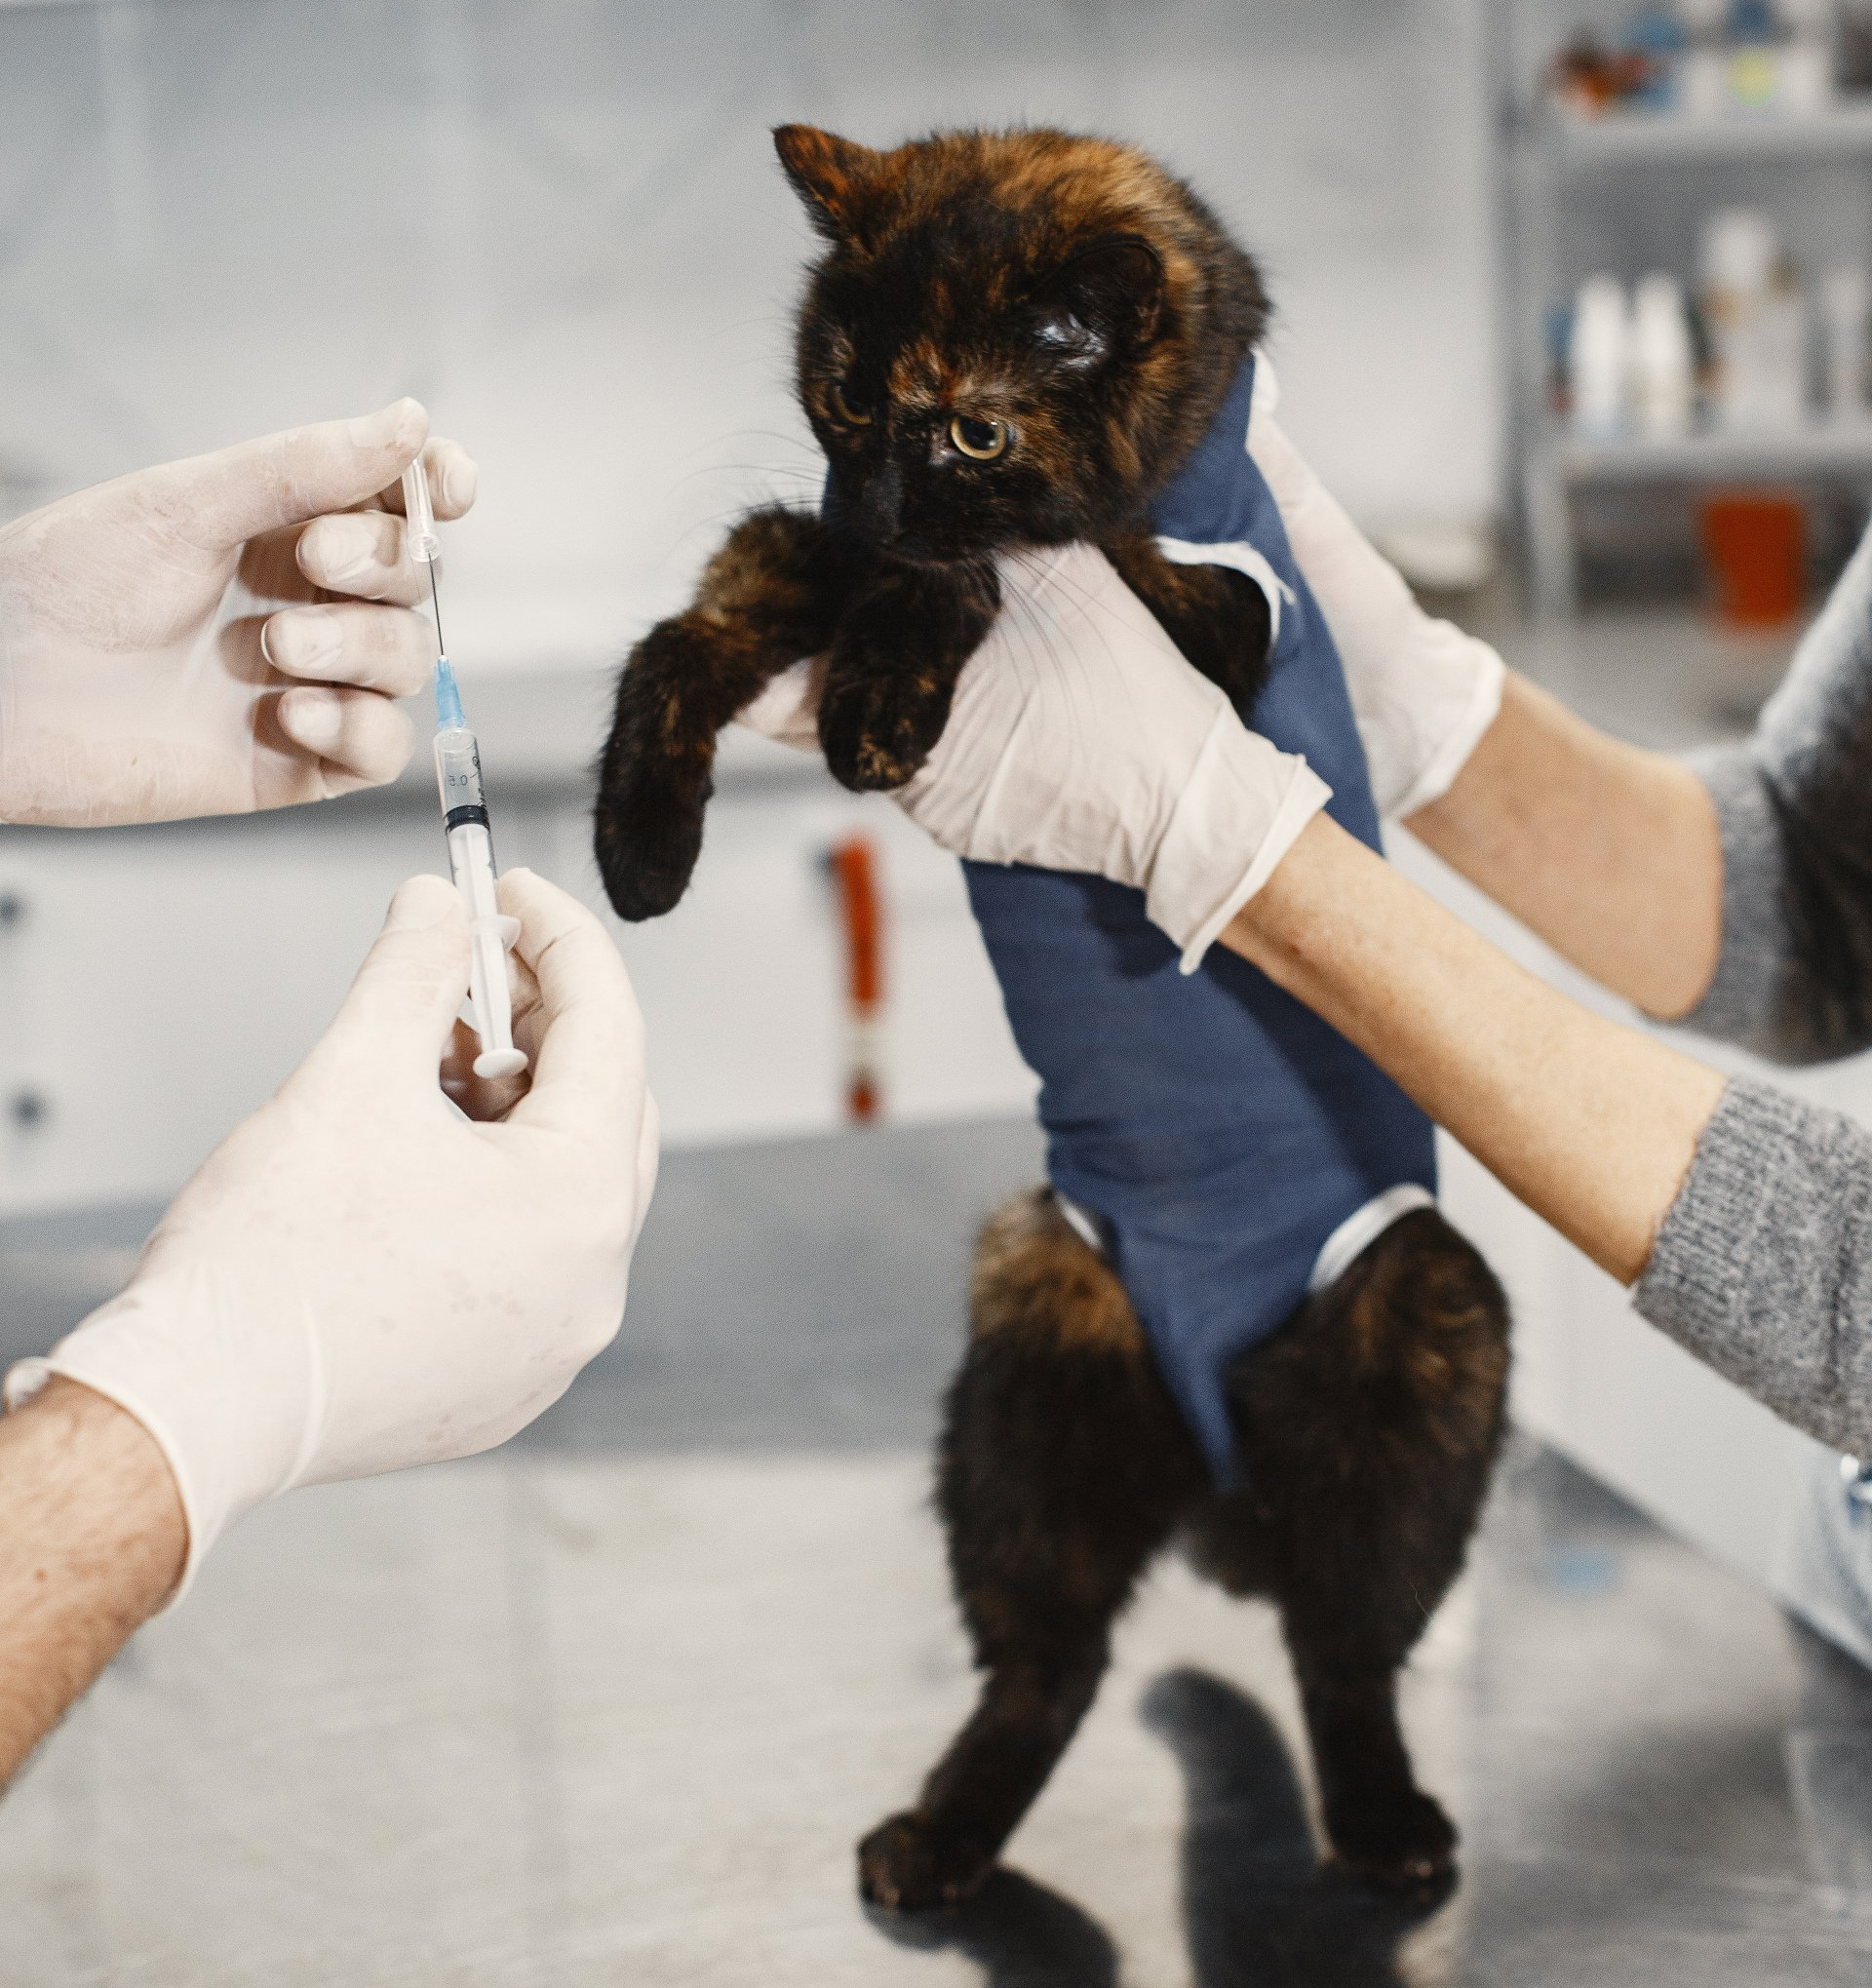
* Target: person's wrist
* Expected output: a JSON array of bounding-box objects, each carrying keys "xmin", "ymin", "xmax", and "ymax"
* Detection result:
[
  {"xmin": 6, "ymin": 1269, "xmax": 304, "ymax": 1603},
  {"xmin": 1378, "ymin": 627, "xmax": 1506, "ymax": 821},
  {"xmin": 1217, "ymin": 808, "xmax": 1344, "ymax": 987},
  {"xmin": 1, "ymin": 1376, "xmax": 186, "ymax": 1611},
  {"xmin": 0, "ymin": 1376, "xmax": 185, "ymax": 1787},
  {"xmin": 1148, "ymin": 720, "xmax": 1332, "ymax": 973}
]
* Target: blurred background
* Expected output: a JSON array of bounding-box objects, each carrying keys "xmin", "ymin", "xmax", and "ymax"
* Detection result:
[
  {"xmin": 0, "ymin": 0, "xmax": 1511, "ymax": 1180},
  {"xmin": 9, "ymin": 3, "xmax": 1872, "ymax": 1982}
]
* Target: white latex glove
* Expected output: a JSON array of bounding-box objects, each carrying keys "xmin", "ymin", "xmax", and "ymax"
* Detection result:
[
  {"xmin": 1245, "ymin": 364, "xmax": 1503, "ymax": 820},
  {"xmin": 738, "ymin": 543, "xmax": 1330, "ymax": 971},
  {"xmin": 0, "ymin": 400, "xmax": 478, "ymax": 826},
  {"xmin": 3, "ymin": 869, "xmax": 658, "ymax": 1600}
]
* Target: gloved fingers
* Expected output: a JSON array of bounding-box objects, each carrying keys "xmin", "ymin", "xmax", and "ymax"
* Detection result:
[
  {"xmin": 261, "ymin": 602, "xmax": 437, "ymax": 697},
  {"xmin": 439, "ymin": 1013, "xmax": 481, "ymax": 1106},
  {"xmin": 237, "ymin": 524, "xmax": 331, "ymax": 603},
  {"xmin": 439, "ymin": 940, "xmax": 545, "ymax": 1121},
  {"xmin": 236, "ymin": 438, "xmax": 478, "ymax": 602},
  {"xmin": 505, "ymin": 933, "xmax": 549, "ymax": 1062},
  {"xmin": 1245, "ymin": 408, "xmax": 1319, "ymax": 518},
  {"xmin": 273, "ymin": 684, "xmax": 415, "ymax": 792},
  {"xmin": 293, "ymin": 507, "xmax": 436, "ymax": 609},
  {"xmin": 440, "ymin": 1012, "xmax": 534, "ymax": 1121},
  {"xmin": 379, "ymin": 439, "xmax": 480, "ymax": 522},
  {"xmin": 632, "ymin": 1091, "xmax": 661, "ymax": 1248},
  {"xmin": 291, "ymin": 874, "xmax": 471, "ymax": 1093},
  {"xmin": 162, "ymin": 398, "xmax": 429, "ymax": 556},
  {"xmin": 734, "ymin": 655, "xmax": 825, "ymax": 752},
  {"xmin": 497, "ymin": 868, "xmax": 648, "ymax": 1144}
]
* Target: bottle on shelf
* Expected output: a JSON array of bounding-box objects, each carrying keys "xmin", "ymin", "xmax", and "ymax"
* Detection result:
[
  {"xmin": 1560, "ymin": 0, "xmax": 1847, "ymax": 123},
  {"xmin": 1632, "ymin": 273, "xmax": 1698, "ymax": 438},
  {"xmin": 1780, "ymin": 0, "xmax": 1841, "ymax": 109},
  {"xmin": 1629, "ymin": 5, "xmax": 1693, "ymax": 107},
  {"xmin": 1700, "ymin": 207, "xmax": 1809, "ymax": 431},
  {"xmin": 1723, "ymin": 0, "xmax": 1840, "ymax": 112},
  {"xmin": 1819, "ymin": 264, "xmax": 1871, "ymax": 420},
  {"xmin": 1569, "ymin": 274, "xmax": 1632, "ymax": 440}
]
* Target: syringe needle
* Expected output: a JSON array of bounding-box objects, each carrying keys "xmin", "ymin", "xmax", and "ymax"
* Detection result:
[{"xmin": 401, "ymin": 457, "xmax": 446, "ymax": 655}]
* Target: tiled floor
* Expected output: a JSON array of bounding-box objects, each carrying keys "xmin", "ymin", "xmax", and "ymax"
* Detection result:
[{"xmin": 5, "ymin": 1119, "xmax": 1872, "ymax": 1985}]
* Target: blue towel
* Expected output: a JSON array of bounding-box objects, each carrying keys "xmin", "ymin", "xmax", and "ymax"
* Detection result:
[{"xmin": 961, "ymin": 355, "xmax": 1438, "ymax": 1482}]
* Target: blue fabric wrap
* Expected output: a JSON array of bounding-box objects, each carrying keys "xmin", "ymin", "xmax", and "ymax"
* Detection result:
[{"xmin": 959, "ymin": 354, "xmax": 1438, "ymax": 1483}]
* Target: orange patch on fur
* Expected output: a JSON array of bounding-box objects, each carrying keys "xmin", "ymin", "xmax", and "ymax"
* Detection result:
[{"xmin": 971, "ymin": 1189, "xmax": 1149, "ymax": 1357}]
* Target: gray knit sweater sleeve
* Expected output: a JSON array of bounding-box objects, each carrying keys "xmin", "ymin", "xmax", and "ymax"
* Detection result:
[
  {"xmin": 1633, "ymin": 525, "xmax": 1872, "ymax": 1450},
  {"xmin": 1679, "ymin": 522, "xmax": 1872, "ymax": 1064},
  {"xmin": 1636, "ymin": 1078, "xmax": 1872, "ymax": 1454}
]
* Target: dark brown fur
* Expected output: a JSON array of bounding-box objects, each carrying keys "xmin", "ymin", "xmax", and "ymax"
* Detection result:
[
  {"xmin": 855, "ymin": 1200, "xmax": 1507, "ymax": 1912},
  {"xmin": 591, "ymin": 125, "xmax": 1511, "ymax": 1906},
  {"xmin": 593, "ymin": 125, "xmax": 1270, "ymax": 917}
]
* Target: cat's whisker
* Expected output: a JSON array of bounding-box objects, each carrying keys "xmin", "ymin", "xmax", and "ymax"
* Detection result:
[
  {"xmin": 1027, "ymin": 556, "xmax": 1188, "ymax": 743},
  {"xmin": 663, "ymin": 470, "xmax": 822, "ymax": 502},
  {"xmin": 1002, "ymin": 587, "xmax": 1101, "ymax": 781},
  {"xmin": 704, "ymin": 428, "xmax": 825, "ymax": 458}
]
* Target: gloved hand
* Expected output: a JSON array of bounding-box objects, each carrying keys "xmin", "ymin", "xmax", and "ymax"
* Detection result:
[
  {"xmin": 0, "ymin": 400, "xmax": 477, "ymax": 826},
  {"xmin": 3, "ymin": 869, "xmax": 658, "ymax": 1600},
  {"xmin": 1246, "ymin": 364, "xmax": 1503, "ymax": 820},
  {"xmin": 738, "ymin": 543, "xmax": 1330, "ymax": 971}
]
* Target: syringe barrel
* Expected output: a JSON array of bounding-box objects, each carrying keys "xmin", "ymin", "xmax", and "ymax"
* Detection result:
[
  {"xmin": 401, "ymin": 460, "xmax": 442, "ymax": 565},
  {"xmin": 446, "ymin": 817, "xmax": 502, "ymax": 924},
  {"xmin": 434, "ymin": 725, "xmax": 488, "ymax": 829},
  {"xmin": 434, "ymin": 721, "xmax": 525, "ymax": 1077}
]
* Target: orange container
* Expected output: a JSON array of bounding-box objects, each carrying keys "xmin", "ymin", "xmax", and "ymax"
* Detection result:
[
  {"xmin": 1699, "ymin": 493, "xmax": 1806, "ymax": 627},
  {"xmin": 828, "ymin": 836, "xmax": 883, "ymax": 1124}
]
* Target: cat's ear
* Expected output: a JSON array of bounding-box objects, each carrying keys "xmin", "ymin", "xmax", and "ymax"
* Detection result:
[
  {"xmin": 773, "ymin": 125, "xmax": 883, "ymax": 244},
  {"xmin": 1039, "ymin": 234, "xmax": 1165, "ymax": 359}
]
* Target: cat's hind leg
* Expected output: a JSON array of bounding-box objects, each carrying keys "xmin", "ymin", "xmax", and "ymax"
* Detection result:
[
  {"xmin": 859, "ymin": 1189, "xmax": 1207, "ymax": 1913},
  {"xmin": 1201, "ymin": 1208, "xmax": 1509, "ymax": 1891},
  {"xmin": 594, "ymin": 505, "xmax": 849, "ymax": 920}
]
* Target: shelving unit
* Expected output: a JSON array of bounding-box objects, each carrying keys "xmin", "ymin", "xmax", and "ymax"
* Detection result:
[
  {"xmin": 1498, "ymin": 7, "xmax": 1872, "ymax": 613},
  {"xmin": 1552, "ymin": 97, "xmax": 1872, "ymax": 163},
  {"xmin": 1562, "ymin": 420, "xmax": 1872, "ymax": 477}
]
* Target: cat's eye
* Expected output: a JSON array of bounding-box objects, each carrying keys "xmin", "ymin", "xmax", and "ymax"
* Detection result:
[
  {"xmin": 830, "ymin": 380, "xmax": 873, "ymax": 426},
  {"xmin": 950, "ymin": 414, "xmax": 1008, "ymax": 460}
]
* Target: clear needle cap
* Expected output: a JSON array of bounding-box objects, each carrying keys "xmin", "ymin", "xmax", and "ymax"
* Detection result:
[{"xmin": 401, "ymin": 459, "xmax": 441, "ymax": 565}]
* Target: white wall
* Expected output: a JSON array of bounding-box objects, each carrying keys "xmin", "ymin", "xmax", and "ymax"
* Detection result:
[{"xmin": 0, "ymin": 0, "xmax": 1505, "ymax": 679}]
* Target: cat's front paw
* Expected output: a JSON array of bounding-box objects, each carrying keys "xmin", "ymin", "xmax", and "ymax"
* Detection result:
[
  {"xmin": 592, "ymin": 755, "xmax": 707, "ymax": 922},
  {"xmin": 1324, "ymin": 1785, "xmax": 1458, "ymax": 1895},
  {"xmin": 857, "ymin": 1811, "xmax": 993, "ymax": 1914},
  {"xmin": 818, "ymin": 673, "xmax": 942, "ymax": 793}
]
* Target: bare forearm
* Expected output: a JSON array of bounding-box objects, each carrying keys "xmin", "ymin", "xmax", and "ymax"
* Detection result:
[
  {"xmin": 0, "ymin": 1378, "xmax": 185, "ymax": 1791},
  {"xmin": 1405, "ymin": 672, "xmax": 1723, "ymax": 1021},
  {"xmin": 1228, "ymin": 815, "xmax": 1728, "ymax": 1285}
]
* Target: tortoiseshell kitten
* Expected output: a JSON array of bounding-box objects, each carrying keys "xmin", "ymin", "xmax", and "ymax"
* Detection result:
[
  {"xmin": 595, "ymin": 125, "xmax": 1275, "ymax": 913},
  {"xmin": 594, "ymin": 126, "xmax": 1509, "ymax": 1908}
]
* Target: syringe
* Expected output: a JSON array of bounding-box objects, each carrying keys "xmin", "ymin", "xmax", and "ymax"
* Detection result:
[{"xmin": 402, "ymin": 460, "xmax": 528, "ymax": 1082}]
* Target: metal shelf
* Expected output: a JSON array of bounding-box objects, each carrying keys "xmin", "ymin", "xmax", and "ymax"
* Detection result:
[
  {"xmin": 1499, "ymin": 0, "xmax": 1872, "ymax": 612},
  {"xmin": 1548, "ymin": 99, "xmax": 1872, "ymax": 168},
  {"xmin": 1562, "ymin": 424, "xmax": 1872, "ymax": 482}
]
